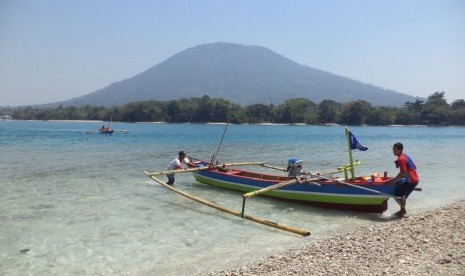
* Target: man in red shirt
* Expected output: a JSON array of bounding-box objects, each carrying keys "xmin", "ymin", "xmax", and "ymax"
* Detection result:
[{"xmin": 386, "ymin": 142, "xmax": 419, "ymax": 218}]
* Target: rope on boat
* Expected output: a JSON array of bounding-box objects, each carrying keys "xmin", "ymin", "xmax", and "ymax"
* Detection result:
[
  {"xmin": 143, "ymin": 171, "xmax": 310, "ymax": 237},
  {"xmin": 308, "ymin": 174, "xmax": 402, "ymax": 200}
]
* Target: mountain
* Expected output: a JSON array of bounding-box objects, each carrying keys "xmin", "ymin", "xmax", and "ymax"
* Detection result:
[{"xmin": 57, "ymin": 42, "xmax": 417, "ymax": 107}]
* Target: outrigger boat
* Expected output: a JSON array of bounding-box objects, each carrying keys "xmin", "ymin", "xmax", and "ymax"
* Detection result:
[
  {"xmin": 99, "ymin": 126, "xmax": 114, "ymax": 134},
  {"xmin": 144, "ymin": 127, "xmax": 420, "ymax": 236},
  {"xmin": 192, "ymin": 161, "xmax": 393, "ymax": 213},
  {"xmin": 86, "ymin": 117, "xmax": 128, "ymax": 134},
  {"xmin": 99, "ymin": 117, "xmax": 114, "ymax": 134}
]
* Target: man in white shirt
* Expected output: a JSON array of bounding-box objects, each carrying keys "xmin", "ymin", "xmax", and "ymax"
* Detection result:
[{"xmin": 165, "ymin": 151, "xmax": 189, "ymax": 185}]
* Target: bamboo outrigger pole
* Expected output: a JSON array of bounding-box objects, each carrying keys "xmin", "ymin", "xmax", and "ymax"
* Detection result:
[
  {"xmin": 259, "ymin": 161, "xmax": 362, "ymax": 177},
  {"xmin": 312, "ymin": 174, "xmax": 403, "ymax": 200},
  {"xmin": 260, "ymin": 163, "xmax": 287, "ymax": 171},
  {"xmin": 147, "ymin": 166, "xmax": 212, "ymax": 176},
  {"xmin": 240, "ymin": 177, "xmax": 322, "ymax": 217},
  {"xmin": 243, "ymin": 162, "xmax": 364, "ymax": 200},
  {"xmin": 243, "ymin": 179, "xmax": 299, "ymax": 199},
  {"xmin": 243, "ymin": 175, "xmax": 328, "ymax": 200},
  {"xmin": 146, "ymin": 161, "xmax": 266, "ymax": 177},
  {"xmin": 144, "ymin": 171, "xmax": 310, "ymax": 236}
]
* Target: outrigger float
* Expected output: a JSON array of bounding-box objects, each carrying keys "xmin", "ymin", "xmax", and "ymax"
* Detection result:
[{"xmin": 144, "ymin": 127, "xmax": 421, "ymax": 236}]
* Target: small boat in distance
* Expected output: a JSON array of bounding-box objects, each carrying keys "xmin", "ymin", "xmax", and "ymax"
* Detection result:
[
  {"xmin": 86, "ymin": 120, "xmax": 127, "ymax": 134},
  {"xmin": 85, "ymin": 117, "xmax": 128, "ymax": 134},
  {"xmin": 99, "ymin": 125, "xmax": 114, "ymax": 134},
  {"xmin": 99, "ymin": 116, "xmax": 114, "ymax": 134}
]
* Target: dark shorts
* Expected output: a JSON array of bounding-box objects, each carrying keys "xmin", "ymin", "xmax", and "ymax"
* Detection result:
[
  {"xmin": 394, "ymin": 181, "xmax": 418, "ymax": 198},
  {"xmin": 166, "ymin": 174, "xmax": 175, "ymax": 185}
]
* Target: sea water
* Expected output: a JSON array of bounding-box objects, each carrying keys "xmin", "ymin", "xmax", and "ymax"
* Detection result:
[{"xmin": 1, "ymin": 121, "xmax": 464, "ymax": 275}]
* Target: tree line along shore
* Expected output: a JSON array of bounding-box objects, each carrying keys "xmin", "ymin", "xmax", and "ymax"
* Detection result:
[{"xmin": 2, "ymin": 92, "xmax": 464, "ymax": 126}]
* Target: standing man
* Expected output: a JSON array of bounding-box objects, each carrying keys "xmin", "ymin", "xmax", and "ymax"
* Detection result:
[
  {"xmin": 386, "ymin": 142, "xmax": 419, "ymax": 218},
  {"xmin": 165, "ymin": 151, "xmax": 189, "ymax": 185}
]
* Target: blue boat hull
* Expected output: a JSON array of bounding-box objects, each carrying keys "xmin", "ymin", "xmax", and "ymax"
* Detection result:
[{"xmin": 193, "ymin": 168, "xmax": 395, "ymax": 213}]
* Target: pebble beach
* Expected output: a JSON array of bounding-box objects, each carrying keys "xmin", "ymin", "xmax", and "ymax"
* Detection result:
[{"xmin": 205, "ymin": 200, "xmax": 465, "ymax": 276}]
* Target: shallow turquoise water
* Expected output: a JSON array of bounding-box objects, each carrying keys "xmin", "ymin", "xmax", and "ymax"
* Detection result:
[{"xmin": 1, "ymin": 121, "xmax": 464, "ymax": 275}]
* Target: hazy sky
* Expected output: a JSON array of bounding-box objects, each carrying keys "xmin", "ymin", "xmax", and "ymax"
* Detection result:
[{"xmin": 1, "ymin": 0, "xmax": 464, "ymax": 106}]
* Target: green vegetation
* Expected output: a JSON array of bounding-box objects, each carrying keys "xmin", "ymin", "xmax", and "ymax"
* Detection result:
[{"xmin": 3, "ymin": 92, "xmax": 465, "ymax": 126}]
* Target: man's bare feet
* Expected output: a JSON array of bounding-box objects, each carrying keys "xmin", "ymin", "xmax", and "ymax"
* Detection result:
[{"xmin": 394, "ymin": 210, "xmax": 407, "ymax": 218}]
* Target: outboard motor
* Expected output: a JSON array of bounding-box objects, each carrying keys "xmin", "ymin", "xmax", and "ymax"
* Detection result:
[{"xmin": 287, "ymin": 158, "xmax": 303, "ymax": 178}]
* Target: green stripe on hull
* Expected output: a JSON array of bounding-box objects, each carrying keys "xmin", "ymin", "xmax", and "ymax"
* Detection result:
[{"xmin": 193, "ymin": 174, "xmax": 387, "ymax": 206}]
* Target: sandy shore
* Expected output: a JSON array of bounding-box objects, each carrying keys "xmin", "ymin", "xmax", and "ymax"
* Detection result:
[{"xmin": 205, "ymin": 200, "xmax": 465, "ymax": 275}]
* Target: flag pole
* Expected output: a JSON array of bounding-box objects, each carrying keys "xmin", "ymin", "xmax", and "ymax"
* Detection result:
[{"xmin": 345, "ymin": 126, "xmax": 355, "ymax": 180}]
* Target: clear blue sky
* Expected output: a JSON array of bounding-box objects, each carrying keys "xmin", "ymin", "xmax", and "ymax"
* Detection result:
[{"xmin": 1, "ymin": 0, "xmax": 464, "ymax": 106}]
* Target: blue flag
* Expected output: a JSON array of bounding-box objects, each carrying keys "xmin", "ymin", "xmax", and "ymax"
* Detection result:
[{"xmin": 349, "ymin": 131, "xmax": 368, "ymax": 151}]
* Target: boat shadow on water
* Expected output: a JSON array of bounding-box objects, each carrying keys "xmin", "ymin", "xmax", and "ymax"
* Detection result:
[
  {"xmin": 163, "ymin": 181, "xmax": 400, "ymax": 228},
  {"xmin": 254, "ymin": 194, "xmax": 402, "ymax": 223}
]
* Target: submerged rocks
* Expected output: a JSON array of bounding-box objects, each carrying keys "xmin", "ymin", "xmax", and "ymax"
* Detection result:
[
  {"xmin": 205, "ymin": 200, "xmax": 465, "ymax": 276},
  {"xmin": 19, "ymin": 248, "xmax": 30, "ymax": 254}
]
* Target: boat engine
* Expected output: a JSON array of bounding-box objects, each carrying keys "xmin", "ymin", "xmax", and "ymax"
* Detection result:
[{"xmin": 287, "ymin": 158, "xmax": 303, "ymax": 178}]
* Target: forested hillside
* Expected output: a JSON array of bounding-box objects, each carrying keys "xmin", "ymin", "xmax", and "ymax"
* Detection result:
[{"xmin": 53, "ymin": 43, "xmax": 418, "ymax": 107}]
